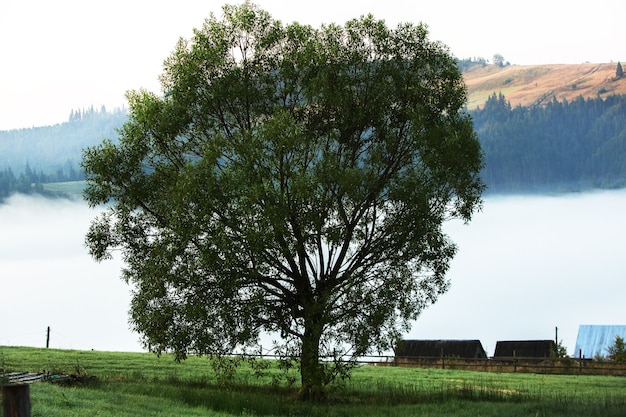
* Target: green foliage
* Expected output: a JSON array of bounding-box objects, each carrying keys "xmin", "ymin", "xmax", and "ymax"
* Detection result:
[
  {"xmin": 0, "ymin": 351, "xmax": 8, "ymax": 385},
  {"xmin": 492, "ymin": 53, "xmax": 505, "ymax": 67},
  {"xmin": 607, "ymin": 335, "xmax": 626, "ymax": 362},
  {"xmin": 553, "ymin": 340, "xmax": 569, "ymax": 358},
  {"xmin": 245, "ymin": 356, "xmax": 272, "ymax": 381},
  {"xmin": 616, "ymin": 62, "xmax": 624, "ymax": 78},
  {"xmin": 274, "ymin": 355, "xmax": 298, "ymax": 389},
  {"xmin": 81, "ymin": 2, "xmax": 484, "ymax": 398},
  {"xmin": 209, "ymin": 355, "xmax": 242, "ymax": 386},
  {"xmin": 456, "ymin": 57, "xmax": 488, "ymax": 72}
]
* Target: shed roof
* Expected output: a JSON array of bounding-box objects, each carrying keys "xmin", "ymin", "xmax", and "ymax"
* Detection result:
[
  {"xmin": 573, "ymin": 325, "xmax": 626, "ymax": 359},
  {"xmin": 493, "ymin": 340, "xmax": 555, "ymax": 358},
  {"xmin": 395, "ymin": 339, "xmax": 487, "ymax": 359}
]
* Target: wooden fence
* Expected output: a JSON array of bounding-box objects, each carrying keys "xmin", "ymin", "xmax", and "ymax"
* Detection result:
[
  {"xmin": 247, "ymin": 352, "xmax": 626, "ymax": 376},
  {"xmin": 365, "ymin": 355, "xmax": 626, "ymax": 376}
]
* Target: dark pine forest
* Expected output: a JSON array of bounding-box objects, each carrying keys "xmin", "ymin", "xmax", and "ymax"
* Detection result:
[{"xmin": 474, "ymin": 93, "xmax": 626, "ymax": 193}]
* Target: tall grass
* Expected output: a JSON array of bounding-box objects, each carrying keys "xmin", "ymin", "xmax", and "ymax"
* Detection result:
[{"xmin": 1, "ymin": 346, "xmax": 625, "ymax": 416}]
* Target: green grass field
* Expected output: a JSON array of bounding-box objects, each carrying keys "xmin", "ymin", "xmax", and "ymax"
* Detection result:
[
  {"xmin": 41, "ymin": 181, "xmax": 86, "ymax": 199},
  {"xmin": 1, "ymin": 346, "xmax": 625, "ymax": 416}
]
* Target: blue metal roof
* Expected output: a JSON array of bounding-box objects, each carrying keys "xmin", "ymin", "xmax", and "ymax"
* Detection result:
[{"xmin": 573, "ymin": 325, "xmax": 626, "ymax": 359}]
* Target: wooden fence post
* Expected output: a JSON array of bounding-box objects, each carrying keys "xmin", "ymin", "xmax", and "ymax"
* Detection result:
[
  {"xmin": 441, "ymin": 348, "xmax": 445, "ymax": 370},
  {"xmin": 2, "ymin": 383, "xmax": 31, "ymax": 417},
  {"xmin": 579, "ymin": 349, "xmax": 583, "ymax": 374}
]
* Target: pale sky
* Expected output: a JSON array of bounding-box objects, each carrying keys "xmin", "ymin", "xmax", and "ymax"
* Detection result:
[{"xmin": 0, "ymin": 0, "xmax": 623, "ymax": 130}]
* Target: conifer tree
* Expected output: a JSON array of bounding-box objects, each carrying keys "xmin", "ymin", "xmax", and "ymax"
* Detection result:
[{"xmin": 607, "ymin": 335, "xmax": 626, "ymax": 362}]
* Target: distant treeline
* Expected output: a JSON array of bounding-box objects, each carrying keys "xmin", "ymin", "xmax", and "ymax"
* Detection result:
[
  {"xmin": 0, "ymin": 106, "xmax": 125, "ymax": 200},
  {"xmin": 474, "ymin": 93, "xmax": 626, "ymax": 193},
  {"xmin": 2, "ymin": 95, "xmax": 626, "ymax": 200},
  {"xmin": 0, "ymin": 163, "xmax": 83, "ymax": 199}
]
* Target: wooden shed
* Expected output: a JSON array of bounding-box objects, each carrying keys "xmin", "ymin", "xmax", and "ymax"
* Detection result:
[
  {"xmin": 395, "ymin": 339, "xmax": 488, "ymax": 359},
  {"xmin": 493, "ymin": 340, "xmax": 555, "ymax": 359}
]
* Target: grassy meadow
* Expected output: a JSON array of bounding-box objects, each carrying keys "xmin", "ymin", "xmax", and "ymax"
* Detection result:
[
  {"xmin": 1, "ymin": 346, "xmax": 626, "ymax": 416},
  {"xmin": 464, "ymin": 62, "xmax": 626, "ymax": 109},
  {"xmin": 41, "ymin": 181, "xmax": 86, "ymax": 199}
]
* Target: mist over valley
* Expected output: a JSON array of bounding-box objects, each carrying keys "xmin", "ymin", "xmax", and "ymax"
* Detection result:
[{"xmin": 1, "ymin": 190, "xmax": 624, "ymax": 356}]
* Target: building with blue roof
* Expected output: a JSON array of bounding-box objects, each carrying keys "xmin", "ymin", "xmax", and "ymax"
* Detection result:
[{"xmin": 573, "ymin": 325, "xmax": 626, "ymax": 359}]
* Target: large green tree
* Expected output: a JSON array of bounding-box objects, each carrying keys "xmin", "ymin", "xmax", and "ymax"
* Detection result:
[{"xmin": 82, "ymin": 2, "xmax": 483, "ymax": 399}]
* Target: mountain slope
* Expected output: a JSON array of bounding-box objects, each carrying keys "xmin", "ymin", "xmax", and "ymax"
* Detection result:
[{"xmin": 464, "ymin": 62, "xmax": 626, "ymax": 109}]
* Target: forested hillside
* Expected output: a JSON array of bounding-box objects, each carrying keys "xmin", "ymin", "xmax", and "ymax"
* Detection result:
[
  {"xmin": 474, "ymin": 93, "xmax": 626, "ymax": 193},
  {"xmin": 1, "ymin": 92, "xmax": 626, "ymax": 200},
  {"xmin": 0, "ymin": 107, "xmax": 125, "ymax": 199}
]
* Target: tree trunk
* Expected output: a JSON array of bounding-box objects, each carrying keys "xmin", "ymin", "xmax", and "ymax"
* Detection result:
[
  {"xmin": 298, "ymin": 316, "xmax": 325, "ymax": 401},
  {"xmin": 2, "ymin": 384, "xmax": 31, "ymax": 417}
]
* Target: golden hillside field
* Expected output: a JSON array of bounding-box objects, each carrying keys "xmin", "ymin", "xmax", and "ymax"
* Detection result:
[{"xmin": 463, "ymin": 62, "xmax": 626, "ymax": 109}]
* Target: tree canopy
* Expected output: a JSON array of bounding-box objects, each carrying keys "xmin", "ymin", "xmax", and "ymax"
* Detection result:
[{"xmin": 82, "ymin": 2, "xmax": 484, "ymax": 399}]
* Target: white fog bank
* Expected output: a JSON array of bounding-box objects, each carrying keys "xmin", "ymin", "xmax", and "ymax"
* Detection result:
[
  {"xmin": 411, "ymin": 190, "xmax": 626, "ymax": 356},
  {"xmin": 0, "ymin": 195, "xmax": 138, "ymax": 352},
  {"xmin": 1, "ymin": 190, "xmax": 625, "ymax": 355}
]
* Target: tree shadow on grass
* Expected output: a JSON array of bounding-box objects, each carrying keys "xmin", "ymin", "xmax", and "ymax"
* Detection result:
[{"xmin": 74, "ymin": 377, "xmax": 626, "ymax": 417}]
